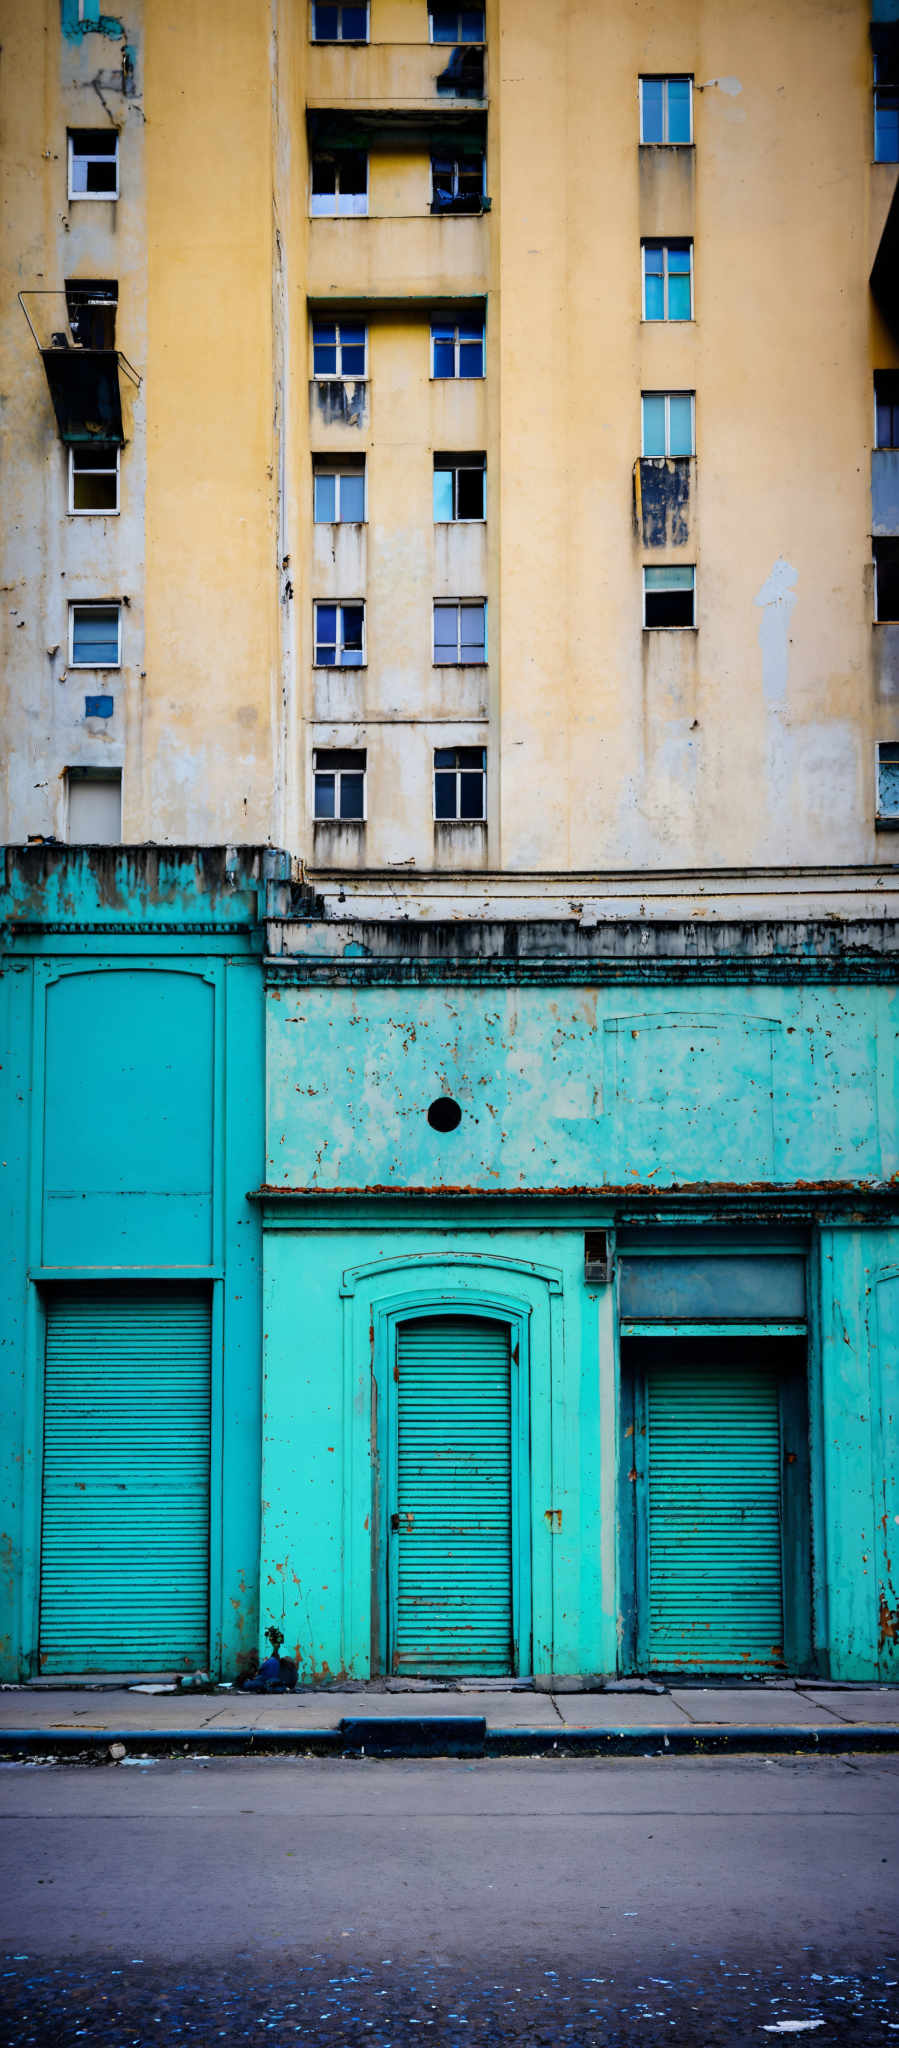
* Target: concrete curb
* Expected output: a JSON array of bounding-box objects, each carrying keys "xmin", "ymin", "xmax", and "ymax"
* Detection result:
[{"xmin": 1, "ymin": 1720, "xmax": 899, "ymax": 1761}]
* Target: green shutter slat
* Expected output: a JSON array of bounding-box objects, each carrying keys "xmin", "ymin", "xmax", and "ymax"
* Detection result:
[
  {"xmin": 647, "ymin": 1362, "xmax": 784, "ymax": 1673},
  {"xmin": 394, "ymin": 1316, "xmax": 512, "ymax": 1677},
  {"xmin": 40, "ymin": 1289, "xmax": 211, "ymax": 1674}
]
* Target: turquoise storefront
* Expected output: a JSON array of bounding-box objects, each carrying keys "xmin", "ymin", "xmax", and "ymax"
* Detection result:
[{"xmin": 1, "ymin": 848, "xmax": 897, "ymax": 1683}]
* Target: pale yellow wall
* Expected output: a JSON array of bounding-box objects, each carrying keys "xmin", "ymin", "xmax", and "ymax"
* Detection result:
[
  {"xmin": 3, "ymin": 0, "xmax": 897, "ymax": 874},
  {"xmin": 142, "ymin": 0, "xmax": 277, "ymax": 842}
]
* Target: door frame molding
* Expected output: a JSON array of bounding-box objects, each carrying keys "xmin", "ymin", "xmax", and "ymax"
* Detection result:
[{"xmin": 371, "ymin": 1287, "xmax": 533, "ymax": 1679}]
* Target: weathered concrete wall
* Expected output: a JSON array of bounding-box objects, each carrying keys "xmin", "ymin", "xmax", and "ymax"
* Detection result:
[
  {"xmin": 6, "ymin": 0, "xmax": 895, "ymax": 865},
  {"xmin": 0, "ymin": 0, "xmax": 146, "ymax": 841},
  {"xmin": 264, "ymin": 963, "xmax": 899, "ymax": 1194}
]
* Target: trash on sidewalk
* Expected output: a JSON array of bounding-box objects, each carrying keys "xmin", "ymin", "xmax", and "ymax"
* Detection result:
[{"xmin": 239, "ymin": 1626, "xmax": 298, "ymax": 1695}]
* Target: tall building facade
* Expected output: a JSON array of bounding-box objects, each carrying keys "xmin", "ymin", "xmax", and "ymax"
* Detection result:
[{"xmin": 1, "ymin": 0, "xmax": 898, "ymax": 1683}]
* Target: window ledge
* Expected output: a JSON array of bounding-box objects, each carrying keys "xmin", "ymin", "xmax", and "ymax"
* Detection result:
[
  {"xmin": 313, "ymin": 663, "xmax": 367, "ymax": 671},
  {"xmin": 642, "ymin": 625, "xmax": 698, "ymax": 634},
  {"xmin": 314, "ymin": 521, "xmax": 367, "ymax": 530},
  {"xmin": 875, "ymin": 814, "xmax": 899, "ymax": 831},
  {"xmin": 314, "ymin": 817, "xmax": 366, "ymax": 828}
]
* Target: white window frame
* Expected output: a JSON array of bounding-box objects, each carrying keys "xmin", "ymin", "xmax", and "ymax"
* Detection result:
[
  {"xmin": 67, "ymin": 128, "xmax": 119, "ymax": 200},
  {"xmin": 313, "ymin": 599, "xmax": 366, "ymax": 667},
  {"xmin": 432, "ymin": 748, "xmax": 487, "ymax": 821},
  {"xmin": 427, "ymin": 5, "xmax": 485, "ymax": 44},
  {"xmin": 310, "ymin": 0, "xmax": 370, "ymax": 42},
  {"xmin": 641, "ymin": 240, "xmax": 694, "ymax": 322},
  {"xmin": 433, "ymin": 598, "xmax": 487, "ymax": 665},
  {"xmin": 68, "ymin": 601, "xmax": 122, "ymax": 668},
  {"xmin": 642, "ymin": 565, "xmax": 696, "ymax": 630},
  {"xmin": 433, "ymin": 453, "xmax": 486, "ymax": 521},
  {"xmin": 311, "ymin": 319, "xmax": 369, "ymax": 381},
  {"xmin": 638, "ymin": 75, "xmax": 693, "ymax": 146},
  {"xmin": 640, "ymin": 392, "xmax": 696, "ymax": 459},
  {"xmin": 68, "ymin": 444, "xmax": 120, "ymax": 515},
  {"xmin": 313, "ymin": 749, "xmax": 367, "ymax": 822},
  {"xmin": 313, "ymin": 460, "xmax": 367, "ymax": 523},
  {"xmin": 430, "ymin": 320, "xmax": 486, "ymax": 379},
  {"xmin": 310, "ymin": 152, "xmax": 369, "ymax": 217}
]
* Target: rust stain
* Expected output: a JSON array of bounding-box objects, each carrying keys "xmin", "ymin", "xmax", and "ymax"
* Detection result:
[
  {"xmin": 879, "ymin": 1589, "xmax": 899, "ymax": 1648},
  {"xmin": 544, "ymin": 1508, "xmax": 562, "ymax": 1530}
]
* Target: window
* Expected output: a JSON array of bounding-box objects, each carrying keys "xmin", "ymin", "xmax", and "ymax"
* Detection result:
[
  {"xmin": 65, "ymin": 279, "xmax": 117, "ymax": 350},
  {"xmin": 643, "ymin": 565, "xmax": 695, "ymax": 628},
  {"xmin": 429, "ymin": 5, "xmax": 484, "ymax": 42},
  {"xmin": 875, "ymin": 374, "xmax": 899, "ymax": 450},
  {"xmin": 434, "ymin": 746, "xmax": 486, "ymax": 819},
  {"xmin": 314, "ymin": 600, "xmax": 365, "ymax": 665},
  {"xmin": 66, "ymin": 767, "xmax": 122, "ymax": 843},
  {"xmin": 639, "ymin": 76, "xmax": 692, "ymax": 145},
  {"xmin": 642, "ymin": 241, "xmax": 692, "ymax": 322},
  {"xmin": 314, "ymin": 748, "xmax": 366, "ymax": 820},
  {"xmin": 68, "ymin": 129, "xmax": 119, "ymax": 199},
  {"xmin": 877, "ymin": 741, "xmax": 899, "ymax": 822},
  {"xmin": 875, "ymin": 45, "xmax": 899, "ymax": 163},
  {"xmin": 641, "ymin": 392, "xmax": 695, "ymax": 458},
  {"xmin": 875, "ymin": 540, "xmax": 899, "ymax": 623},
  {"xmin": 430, "ymin": 153, "xmax": 485, "ymax": 213},
  {"xmin": 70, "ymin": 603, "xmax": 121, "ymax": 666},
  {"xmin": 310, "ymin": 152, "xmax": 368, "ymax": 216},
  {"xmin": 312, "ymin": 319, "xmax": 367, "ymax": 379},
  {"xmin": 313, "ymin": 458, "xmax": 365, "ymax": 522},
  {"xmin": 433, "ymin": 599, "xmax": 486, "ymax": 663},
  {"xmin": 431, "ymin": 316, "xmax": 485, "ymax": 378},
  {"xmin": 69, "ymin": 444, "xmax": 119, "ymax": 514},
  {"xmin": 311, "ymin": 1, "xmax": 369, "ymax": 40},
  {"xmin": 433, "ymin": 452, "xmax": 485, "ymax": 520}
]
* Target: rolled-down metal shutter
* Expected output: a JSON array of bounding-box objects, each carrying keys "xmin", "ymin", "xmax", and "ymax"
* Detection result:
[
  {"xmin": 395, "ymin": 1316, "xmax": 512, "ymax": 1676},
  {"xmin": 40, "ymin": 1289, "xmax": 211, "ymax": 1673},
  {"xmin": 647, "ymin": 1361, "xmax": 784, "ymax": 1672}
]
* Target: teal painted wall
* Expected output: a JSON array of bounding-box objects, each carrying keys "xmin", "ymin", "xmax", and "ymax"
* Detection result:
[
  {"xmin": 260, "ymin": 966, "xmax": 899, "ymax": 1682},
  {"xmin": 265, "ymin": 982, "xmax": 899, "ymax": 1192},
  {"xmin": 0, "ymin": 851, "xmax": 271, "ymax": 1680},
  {"xmin": 259, "ymin": 1208, "xmax": 899, "ymax": 1683}
]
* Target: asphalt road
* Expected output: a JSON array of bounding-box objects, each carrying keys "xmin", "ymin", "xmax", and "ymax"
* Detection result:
[{"xmin": 0, "ymin": 1754, "xmax": 897, "ymax": 2045}]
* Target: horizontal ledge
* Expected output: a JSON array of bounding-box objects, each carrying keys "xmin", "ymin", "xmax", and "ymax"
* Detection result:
[{"xmin": 619, "ymin": 1320, "xmax": 808, "ymax": 1337}]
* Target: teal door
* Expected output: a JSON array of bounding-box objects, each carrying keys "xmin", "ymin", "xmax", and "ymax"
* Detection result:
[
  {"xmin": 392, "ymin": 1315, "xmax": 514, "ymax": 1676},
  {"xmin": 646, "ymin": 1358, "xmax": 785, "ymax": 1672},
  {"xmin": 40, "ymin": 1289, "xmax": 211, "ymax": 1673}
]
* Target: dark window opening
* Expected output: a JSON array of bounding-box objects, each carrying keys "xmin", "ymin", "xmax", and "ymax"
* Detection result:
[
  {"xmin": 311, "ymin": 1, "xmax": 369, "ymax": 41},
  {"xmin": 876, "ymin": 373, "xmax": 899, "ymax": 450},
  {"xmin": 68, "ymin": 129, "xmax": 118, "ymax": 197},
  {"xmin": 875, "ymin": 539, "xmax": 899, "ymax": 622},
  {"xmin": 644, "ymin": 566, "xmax": 695, "ymax": 628},
  {"xmin": 431, "ymin": 153, "xmax": 485, "ymax": 212},
  {"xmin": 65, "ymin": 280, "xmax": 117, "ymax": 351}
]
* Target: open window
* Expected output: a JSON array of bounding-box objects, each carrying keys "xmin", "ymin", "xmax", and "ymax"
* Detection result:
[
  {"xmin": 433, "ymin": 452, "xmax": 485, "ymax": 520},
  {"xmin": 310, "ymin": 151, "xmax": 368, "ymax": 216},
  {"xmin": 69, "ymin": 443, "xmax": 119, "ymax": 514},
  {"xmin": 313, "ymin": 457, "xmax": 365, "ymax": 523},
  {"xmin": 67, "ymin": 130, "xmax": 119, "ymax": 199},
  {"xmin": 430, "ymin": 152, "xmax": 486, "ymax": 213},
  {"xmin": 875, "ymin": 539, "xmax": 899, "ymax": 622},
  {"xmin": 643, "ymin": 565, "xmax": 695, "ymax": 628}
]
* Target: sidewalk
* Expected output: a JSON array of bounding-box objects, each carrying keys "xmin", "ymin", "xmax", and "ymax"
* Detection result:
[{"xmin": 1, "ymin": 1681, "xmax": 898, "ymax": 1758}]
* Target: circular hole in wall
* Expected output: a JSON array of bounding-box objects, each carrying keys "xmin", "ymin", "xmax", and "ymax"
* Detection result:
[{"xmin": 427, "ymin": 1096, "xmax": 462, "ymax": 1133}]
